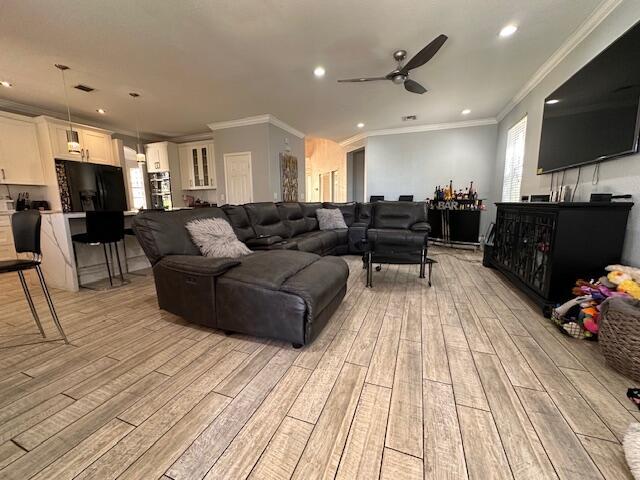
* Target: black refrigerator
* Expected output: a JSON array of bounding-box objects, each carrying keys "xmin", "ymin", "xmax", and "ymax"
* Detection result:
[{"xmin": 55, "ymin": 159, "xmax": 128, "ymax": 212}]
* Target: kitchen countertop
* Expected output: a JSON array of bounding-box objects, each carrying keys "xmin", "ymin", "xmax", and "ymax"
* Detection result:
[
  {"xmin": 1, "ymin": 207, "xmax": 191, "ymax": 217},
  {"xmin": 0, "ymin": 209, "xmax": 61, "ymax": 216},
  {"xmin": 64, "ymin": 210, "xmax": 139, "ymax": 218}
]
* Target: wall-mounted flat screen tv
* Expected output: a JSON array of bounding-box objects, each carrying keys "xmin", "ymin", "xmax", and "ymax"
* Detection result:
[{"xmin": 537, "ymin": 22, "xmax": 640, "ymax": 174}]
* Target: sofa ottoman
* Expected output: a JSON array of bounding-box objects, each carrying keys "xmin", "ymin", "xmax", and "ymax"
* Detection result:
[{"xmin": 215, "ymin": 250, "xmax": 348, "ymax": 346}]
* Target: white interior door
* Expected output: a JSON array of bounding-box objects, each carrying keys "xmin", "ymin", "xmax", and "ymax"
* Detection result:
[
  {"xmin": 224, "ymin": 152, "xmax": 253, "ymax": 205},
  {"xmin": 320, "ymin": 173, "xmax": 333, "ymax": 202}
]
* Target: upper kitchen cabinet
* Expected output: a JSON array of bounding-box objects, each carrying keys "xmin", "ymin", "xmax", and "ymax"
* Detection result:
[
  {"xmin": 145, "ymin": 141, "xmax": 171, "ymax": 173},
  {"xmin": 0, "ymin": 112, "xmax": 45, "ymax": 185},
  {"xmin": 178, "ymin": 141, "xmax": 216, "ymax": 190},
  {"xmin": 38, "ymin": 117, "xmax": 116, "ymax": 166}
]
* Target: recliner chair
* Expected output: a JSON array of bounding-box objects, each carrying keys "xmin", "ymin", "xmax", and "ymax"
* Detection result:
[{"xmin": 365, "ymin": 201, "xmax": 431, "ymax": 287}]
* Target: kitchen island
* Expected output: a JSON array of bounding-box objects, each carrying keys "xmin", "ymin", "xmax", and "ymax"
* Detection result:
[{"xmin": 40, "ymin": 210, "xmax": 149, "ymax": 291}]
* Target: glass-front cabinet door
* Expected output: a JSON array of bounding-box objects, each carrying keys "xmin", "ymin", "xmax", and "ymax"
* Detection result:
[{"xmin": 179, "ymin": 142, "xmax": 216, "ymax": 190}]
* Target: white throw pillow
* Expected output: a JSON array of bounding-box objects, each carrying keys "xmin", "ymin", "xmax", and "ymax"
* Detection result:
[
  {"xmin": 186, "ymin": 217, "xmax": 252, "ymax": 258},
  {"xmin": 316, "ymin": 208, "xmax": 347, "ymax": 230},
  {"xmin": 625, "ymin": 423, "xmax": 640, "ymax": 479}
]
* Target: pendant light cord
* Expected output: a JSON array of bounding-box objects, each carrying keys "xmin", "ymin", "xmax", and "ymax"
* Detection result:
[
  {"xmin": 130, "ymin": 93, "xmax": 142, "ymax": 154},
  {"xmin": 59, "ymin": 68, "xmax": 73, "ymax": 131}
]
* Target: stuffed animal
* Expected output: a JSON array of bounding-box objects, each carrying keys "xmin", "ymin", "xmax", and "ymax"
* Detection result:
[
  {"xmin": 557, "ymin": 268, "xmax": 640, "ymax": 339},
  {"xmin": 618, "ymin": 279, "xmax": 640, "ymax": 300},
  {"xmin": 607, "ymin": 271, "xmax": 632, "ymax": 286},
  {"xmin": 606, "ymin": 264, "xmax": 640, "ymax": 283},
  {"xmin": 605, "ymin": 266, "xmax": 640, "ymax": 299}
]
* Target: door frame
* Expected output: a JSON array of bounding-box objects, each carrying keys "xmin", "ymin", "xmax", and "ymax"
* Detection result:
[
  {"xmin": 319, "ymin": 171, "xmax": 335, "ymax": 202},
  {"xmin": 223, "ymin": 151, "xmax": 253, "ymax": 204}
]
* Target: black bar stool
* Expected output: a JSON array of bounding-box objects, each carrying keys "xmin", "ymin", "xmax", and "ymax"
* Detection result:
[
  {"xmin": 399, "ymin": 195, "xmax": 414, "ymax": 201},
  {"xmin": 0, "ymin": 210, "xmax": 69, "ymax": 344},
  {"xmin": 72, "ymin": 211, "xmax": 126, "ymax": 289},
  {"xmin": 121, "ymin": 227, "xmax": 145, "ymax": 276},
  {"xmin": 370, "ymin": 195, "xmax": 385, "ymax": 202},
  {"xmin": 122, "ymin": 208, "xmax": 164, "ymax": 276}
]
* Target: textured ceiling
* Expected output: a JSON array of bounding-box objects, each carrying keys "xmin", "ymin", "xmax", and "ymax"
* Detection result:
[{"xmin": 0, "ymin": 0, "xmax": 603, "ymax": 140}]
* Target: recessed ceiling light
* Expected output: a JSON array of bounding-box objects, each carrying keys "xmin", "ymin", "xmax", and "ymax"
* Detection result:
[
  {"xmin": 546, "ymin": 99, "xmax": 560, "ymax": 105},
  {"xmin": 313, "ymin": 66, "xmax": 326, "ymax": 78},
  {"xmin": 461, "ymin": 109, "xmax": 471, "ymax": 115},
  {"xmin": 0, "ymin": 81, "xmax": 12, "ymax": 88},
  {"xmin": 357, "ymin": 122, "xmax": 365, "ymax": 128},
  {"xmin": 499, "ymin": 24, "xmax": 518, "ymax": 38},
  {"xmin": 96, "ymin": 108, "xmax": 106, "ymax": 114}
]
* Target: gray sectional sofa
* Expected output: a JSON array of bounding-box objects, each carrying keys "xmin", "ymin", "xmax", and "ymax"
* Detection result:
[{"xmin": 133, "ymin": 201, "xmax": 429, "ymax": 346}]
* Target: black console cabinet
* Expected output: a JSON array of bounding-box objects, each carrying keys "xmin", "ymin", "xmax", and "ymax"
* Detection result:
[
  {"xmin": 429, "ymin": 208, "xmax": 481, "ymax": 245},
  {"xmin": 490, "ymin": 202, "xmax": 633, "ymax": 312}
]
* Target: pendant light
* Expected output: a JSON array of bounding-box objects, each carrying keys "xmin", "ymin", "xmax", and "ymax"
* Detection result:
[
  {"xmin": 55, "ymin": 64, "xmax": 81, "ymax": 155},
  {"xmin": 129, "ymin": 92, "xmax": 146, "ymax": 165}
]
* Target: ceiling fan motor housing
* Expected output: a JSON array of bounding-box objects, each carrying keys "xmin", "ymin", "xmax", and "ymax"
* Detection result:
[{"xmin": 392, "ymin": 73, "xmax": 407, "ymax": 84}]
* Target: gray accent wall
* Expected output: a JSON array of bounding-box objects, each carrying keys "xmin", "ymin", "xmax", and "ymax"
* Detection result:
[
  {"xmin": 210, "ymin": 123, "xmax": 269, "ymax": 204},
  {"xmin": 366, "ymin": 124, "xmax": 498, "ymax": 233},
  {"xmin": 268, "ymin": 124, "xmax": 305, "ymax": 202},
  {"xmin": 491, "ymin": 0, "xmax": 640, "ymax": 265},
  {"xmin": 209, "ymin": 123, "xmax": 304, "ymax": 204}
]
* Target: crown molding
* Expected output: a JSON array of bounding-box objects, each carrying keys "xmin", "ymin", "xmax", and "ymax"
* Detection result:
[
  {"xmin": 169, "ymin": 131, "xmax": 214, "ymax": 143},
  {"xmin": 207, "ymin": 114, "xmax": 305, "ymax": 138},
  {"xmin": 339, "ymin": 117, "xmax": 497, "ymax": 147},
  {"xmin": 339, "ymin": 132, "xmax": 367, "ymax": 148},
  {"xmin": 0, "ymin": 97, "xmax": 160, "ymax": 140},
  {"xmin": 496, "ymin": 0, "xmax": 622, "ymax": 122}
]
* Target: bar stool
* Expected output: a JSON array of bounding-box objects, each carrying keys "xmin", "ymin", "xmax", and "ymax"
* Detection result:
[
  {"xmin": 72, "ymin": 211, "xmax": 126, "ymax": 289},
  {"xmin": 398, "ymin": 195, "xmax": 414, "ymax": 201},
  {"xmin": 121, "ymin": 227, "xmax": 145, "ymax": 276},
  {"xmin": 122, "ymin": 208, "xmax": 164, "ymax": 275},
  {"xmin": 0, "ymin": 210, "xmax": 69, "ymax": 344}
]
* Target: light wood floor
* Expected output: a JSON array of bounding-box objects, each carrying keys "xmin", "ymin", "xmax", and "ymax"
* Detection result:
[{"xmin": 0, "ymin": 249, "xmax": 637, "ymax": 479}]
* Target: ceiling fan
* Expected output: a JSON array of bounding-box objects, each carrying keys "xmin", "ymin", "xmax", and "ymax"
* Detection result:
[{"xmin": 337, "ymin": 34, "xmax": 448, "ymax": 94}]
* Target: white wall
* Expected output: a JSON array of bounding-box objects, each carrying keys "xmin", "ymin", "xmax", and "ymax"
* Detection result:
[
  {"xmin": 491, "ymin": 0, "xmax": 640, "ymax": 266},
  {"xmin": 365, "ymin": 124, "xmax": 497, "ymax": 234}
]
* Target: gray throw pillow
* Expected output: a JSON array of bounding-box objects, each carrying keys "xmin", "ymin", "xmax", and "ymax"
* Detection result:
[
  {"xmin": 186, "ymin": 218, "xmax": 252, "ymax": 258},
  {"xmin": 316, "ymin": 208, "xmax": 347, "ymax": 230}
]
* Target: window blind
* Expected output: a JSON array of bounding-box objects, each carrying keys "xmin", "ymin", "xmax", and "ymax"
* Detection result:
[{"xmin": 502, "ymin": 116, "xmax": 527, "ymax": 202}]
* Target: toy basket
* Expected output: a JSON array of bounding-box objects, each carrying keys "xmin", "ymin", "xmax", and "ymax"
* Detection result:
[
  {"xmin": 551, "ymin": 295, "xmax": 593, "ymax": 339},
  {"xmin": 599, "ymin": 296, "xmax": 640, "ymax": 382}
]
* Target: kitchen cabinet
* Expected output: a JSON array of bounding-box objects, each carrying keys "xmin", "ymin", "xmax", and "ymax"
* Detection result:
[
  {"xmin": 0, "ymin": 113, "xmax": 45, "ymax": 185},
  {"xmin": 145, "ymin": 142, "xmax": 171, "ymax": 173},
  {"xmin": 0, "ymin": 215, "xmax": 16, "ymax": 261},
  {"xmin": 178, "ymin": 141, "xmax": 216, "ymax": 190},
  {"xmin": 46, "ymin": 119, "xmax": 115, "ymax": 165},
  {"xmin": 81, "ymin": 129, "xmax": 114, "ymax": 165}
]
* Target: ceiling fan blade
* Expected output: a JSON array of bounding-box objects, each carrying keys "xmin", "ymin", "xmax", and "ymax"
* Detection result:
[
  {"xmin": 404, "ymin": 79, "xmax": 427, "ymax": 94},
  {"xmin": 401, "ymin": 34, "xmax": 448, "ymax": 73},
  {"xmin": 337, "ymin": 77, "xmax": 388, "ymax": 83}
]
